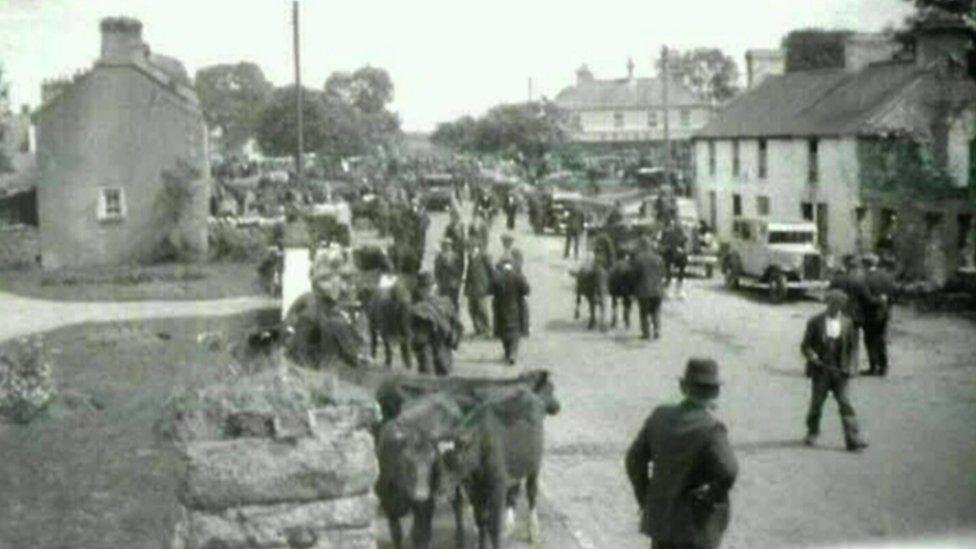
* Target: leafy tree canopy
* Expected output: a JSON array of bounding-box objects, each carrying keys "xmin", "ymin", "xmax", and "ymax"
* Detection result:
[
  {"xmin": 194, "ymin": 62, "xmax": 273, "ymax": 154},
  {"xmin": 656, "ymin": 48, "xmax": 741, "ymax": 104}
]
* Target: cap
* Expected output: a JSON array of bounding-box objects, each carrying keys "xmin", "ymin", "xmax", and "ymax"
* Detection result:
[
  {"xmin": 824, "ymin": 288, "xmax": 848, "ymax": 306},
  {"xmin": 681, "ymin": 358, "xmax": 720, "ymax": 387}
]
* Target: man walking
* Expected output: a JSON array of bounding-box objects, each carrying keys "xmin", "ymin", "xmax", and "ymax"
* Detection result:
[
  {"xmin": 862, "ymin": 254, "xmax": 896, "ymax": 376},
  {"xmin": 499, "ymin": 233, "xmax": 524, "ymax": 272},
  {"xmin": 633, "ymin": 237, "xmax": 665, "ymax": 340},
  {"xmin": 828, "ymin": 254, "xmax": 871, "ymax": 372},
  {"xmin": 625, "ymin": 358, "xmax": 739, "ymax": 549},
  {"xmin": 491, "ymin": 258, "xmax": 530, "ymax": 365},
  {"xmin": 409, "ymin": 272, "xmax": 462, "ymax": 376},
  {"xmin": 464, "ymin": 242, "xmax": 493, "ymax": 337},
  {"xmin": 434, "ymin": 239, "xmax": 463, "ymax": 309},
  {"xmin": 801, "ymin": 289, "xmax": 869, "ymax": 452},
  {"xmin": 564, "ymin": 206, "xmax": 584, "ymax": 259}
]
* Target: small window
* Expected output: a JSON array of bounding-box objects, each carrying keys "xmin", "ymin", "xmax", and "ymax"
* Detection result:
[
  {"xmin": 647, "ymin": 111, "xmax": 658, "ymax": 128},
  {"xmin": 808, "ymin": 138, "xmax": 819, "ymax": 183},
  {"xmin": 97, "ymin": 187, "xmax": 126, "ymax": 221},
  {"xmin": 680, "ymin": 109, "xmax": 690, "ymax": 126},
  {"xmin": 613, "ymin": 112, "xmax": 624, "ymax": 128},
  {"xmin": 758, "ymin": 139, "xmax": 768, "ymax": 179},
  {"xmin": 801, "ymin": 202, "xmax": 814, "ymax": 221},
  {"xmin": 707, "ymin": 140, "xmax": 716, "ymax": 176},
  {"xmin": 757, "ymin": 195, "xmax": 770, "ymax": 216},
  {"xmin": 732, "ymin": 140, "xmax": 740, "ymax": 177},
  {"xmin": 732, "ymin": 193, "xmax": 742, "ymax": 217}
]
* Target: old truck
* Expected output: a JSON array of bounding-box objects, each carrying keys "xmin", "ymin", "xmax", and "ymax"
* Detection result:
[{"xmin": 721, "ymin": 218, "xmax": 830, "ymax": 302}]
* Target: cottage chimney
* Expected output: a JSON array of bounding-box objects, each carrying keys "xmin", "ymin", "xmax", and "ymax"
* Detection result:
[
  {"xmin": 843, "ymin": 33, "xmax": 901, "ymax": 71},
  {"xmin": 626, "ymin": 57, "xmax": 635, "ymax": 80},
  {"xmin": 576, "ymin": 64, "xmax": 594, "ymax": 86},
  {"xmin": 745, "ymin": 49, "xmax": 785, "ymax": 88},
  {"xmin": 909, "ymin": 11, "xmax": 973, "ymax": 67},
  {"xmin": 99, "ymin": 17, "xmax": 147, "ymax": 64}
]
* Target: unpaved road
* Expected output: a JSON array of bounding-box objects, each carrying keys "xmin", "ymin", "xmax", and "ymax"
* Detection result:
[{"xmin": 418, "ymin": 209, "xmax": 976, "ymax": 548}]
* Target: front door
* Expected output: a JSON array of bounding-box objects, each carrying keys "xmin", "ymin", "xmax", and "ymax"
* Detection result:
[{"xmin": 816, "ymin": 202, "xmax": 829, "ymax": 251}]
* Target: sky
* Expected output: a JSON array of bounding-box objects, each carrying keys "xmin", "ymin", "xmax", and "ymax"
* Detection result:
[{"xmin": 1, "ymin": 0, "xmax": 915, "ymax": 132}]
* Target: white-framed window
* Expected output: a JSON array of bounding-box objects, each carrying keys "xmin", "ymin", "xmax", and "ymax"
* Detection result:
[
  {"xmin": 757, "ymin": 195, "xmax": 771, "ymax": 216},
  {"xmin": 97, "ymin": 187, "xmax": 127, "ymax": 221},
  {"xmin": 613, "ymin": 112, "xmax": 624, "ymax": 128},
  {"xmin": 647, "ymin": 110, "xmax": 658, "ymax": 128}
]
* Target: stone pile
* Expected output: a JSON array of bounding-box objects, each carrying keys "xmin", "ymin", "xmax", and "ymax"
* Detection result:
[{"xmin": 167, "ymin": 367, "xmax": 380, "ymax": 549}]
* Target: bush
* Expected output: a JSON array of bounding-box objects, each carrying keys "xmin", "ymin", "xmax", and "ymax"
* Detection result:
[
  {"xmin": 0, "ymin": 337, "xmax": 57, "ymax": 424},
  {"xmin": 209, "ymin": 221, "xmax": 269, "ymax": 262}
]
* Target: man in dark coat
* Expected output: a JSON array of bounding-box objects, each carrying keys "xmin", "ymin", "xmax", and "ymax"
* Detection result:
[
  {"xmin": 626, "ymin": 358, "xmax": 739, "ymax": 549},
  {"xmin": 499, "ymin": 233, "xmax": 524, "ymax": 272},
  {"xmin": 443, "ymin": 208, "xmax": 467, "ymax": 269},
  {"xmin": 434, "ymin": 239, "xmax": 463, "ymax": 309},
  {"xmin": 660, "ymin": 219, "xmax": 689, "ymax": 299},
  {"xmin": 409, "ymin": 272, "xmax": 462, "ymax": 376},
  {"xmin": 564, "ymin": 206, "xmax": 584, "ymax": 259},
  {"xmin": 504, "ymin": 192, "xmax": 519, "ymax": 230},
  {"xmin": 862, "ymin": 254, "xmax": 896, "ymax": 376},
  {"xmin": 801, "ymin": 290, "xmax": 868, "ymax": 452},
  {"xmin": 464, "ymin": 243, "xmax": 494, "ymax": 337},
  {"xmin": 284, "ymin": 247, "xmax": 363, "ymax": 369},
  {"xmin": 828, "ymin": 254, "xmax": 873, "ymax": 373},
  {"xmin": 633, "ymin": 237, "xmax": 666, "ymax": 340},
  {"xmin": 491, "ymin": 258, "xmax": 530, "ymax": 365}
]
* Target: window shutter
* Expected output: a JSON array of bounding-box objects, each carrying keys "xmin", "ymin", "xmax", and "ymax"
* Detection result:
[{"xmin": 97, "ymin": 188, "xmax": 108, "ymax": 220}]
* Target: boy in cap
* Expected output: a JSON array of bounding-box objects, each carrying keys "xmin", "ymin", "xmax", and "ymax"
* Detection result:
[
  {"xmin": 626, "ymin": 358, "xmax": 739, "ymax": 549},
  {"xmin": 801, "ymin": 289, "xmax": 869, "ymax": 451}
]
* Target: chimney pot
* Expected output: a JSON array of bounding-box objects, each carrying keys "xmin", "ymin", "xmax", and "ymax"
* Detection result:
[{"xmin": 99, "ymin": 17, "xmax": 145, "ymax": 64}]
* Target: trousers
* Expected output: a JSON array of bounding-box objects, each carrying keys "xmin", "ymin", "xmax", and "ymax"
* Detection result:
[
  {"xmin": 501, "ymin": 335, "xmax": 521, "ymax": 362},
  {"xmin": 637, "ymin": 296, "xmax": 662, "ymax": 338},
  {"xmin": 863, "ymin": 319, "xmax": 889, "ymax": 375},
  {"xmin": 564, "ymin": 233, "xmax": 580, "ymax": 259},
  {"xmin": 806, "ymin": 372, "xmax": 862, "ymax": 444},
  {"xmin": 467, "ymin": 295, "xmax": 490, "ymax": 335}
]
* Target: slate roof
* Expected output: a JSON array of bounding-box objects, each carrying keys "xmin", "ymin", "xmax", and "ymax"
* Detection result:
[
  {"xmin": 554, "ymin": 77, "xmax": 705, "ymax": 109},
  {"xmin": 694, "ymin": 60, "xmax": 976, "ymax": 139}
]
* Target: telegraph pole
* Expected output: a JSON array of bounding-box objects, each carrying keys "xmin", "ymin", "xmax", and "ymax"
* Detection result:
[
  {"xmin": 528, "ymin": 77, "xmax": 533, "ymax": 103},
  {"xmin": 293, "ymin": 0, "xmax": 304, "ymax": 185},
  {"xmin": 661, "ymin": 45, "xmax": 671, "ymax": 180}
]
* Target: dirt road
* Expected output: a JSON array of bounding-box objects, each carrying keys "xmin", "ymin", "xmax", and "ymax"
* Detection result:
[{"xmin": 426, "ymin": 210, "xmax": 976, "ymax": 548}]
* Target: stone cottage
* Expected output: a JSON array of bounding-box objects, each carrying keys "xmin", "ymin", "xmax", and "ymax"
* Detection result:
[
  {"xmin": 35, "ymin": 17, "xmax": 210, "ymax": 269},
  {"xmin": 692, "ymin": 13, "xmax": 976, "ymax": 283}
]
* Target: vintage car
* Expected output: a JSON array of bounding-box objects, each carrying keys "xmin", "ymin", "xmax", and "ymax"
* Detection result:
[
  {"xmin": 722, "ymin": 218, "xmax": 830, "ymax": 302},
  {"xmin": 675, "ymin": 198, "xmax": 719, "ymax": 278},
  {"xmin": 418, "ymin": 173, "xmax": 456, "ymax": 211},
  {"xmin": 543, "ymin": 190, "xmax": 584, "ymax": 234}
]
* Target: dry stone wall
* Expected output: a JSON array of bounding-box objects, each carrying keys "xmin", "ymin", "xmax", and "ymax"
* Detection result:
[{"xmin": 168, "ymin": 369, "xmax": 379, "ymax": 549}]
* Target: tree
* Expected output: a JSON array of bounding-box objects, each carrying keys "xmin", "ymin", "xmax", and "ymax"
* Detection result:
[
  {"xmin": 194, "ymin": 62, "xmax": 273, "ymax": 155},
  {"xmin": 324, "ymin": 66, "xmax": 394, "ymax": 115},
  {"xmin": 434, "ymin": 101, "xmax": 567, "ymax": 182},
  {"xmin": 782, "ymin": 29, "xmax": 855, "ymax": 72},
  {"xmin": 656, "ymin": 48, "xmax": 741, "ymax": 104},
  {"xmin": 256, "ymin": 86, "xmax": 328, "ymax": 157},
  {"xmin": 909, "ymin": 0, "xmax": 974, "ymax": 14}
]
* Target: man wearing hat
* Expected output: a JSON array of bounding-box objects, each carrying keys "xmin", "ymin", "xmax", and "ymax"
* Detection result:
[
  {"xmin": 409, "ymin": 271, "xmax": 462, "ymax": 376},
  {"xmin": 500, "ymin": 232, "xmax": 524, "ymax": 272},
  {"xmin": 801, "ymin": 289, "xmax": 868, "ymax": 451},
  {"xmin": 284, "ymin": 246, "xmax": 364, "ymax": 369},
  {"xmin": 862, "ymin": 253, "xmax": 896, "ymax": 376},
  {"xmin": 625, "ymin": 358, "xmax": 739, "ymax": 549},
  {"xmin": 633, "ymin": 236, "xmax": 666, "ymax": 340},
  {"xmin": 434, "ymin": 238, "xmax": 463, "ymax": 309},
  {"xmin": 491, "ymin": 257, "xmax": 530, "ymax": 365}
]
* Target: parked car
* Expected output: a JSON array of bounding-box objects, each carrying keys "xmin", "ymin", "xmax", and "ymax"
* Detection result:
[
  {"xmin": 722, "ymin": 218, "xmax": 830, "ymax": 302},
  {"xmin": 418, "ymin": 173, "xmax": 456, "ymax": 211}
]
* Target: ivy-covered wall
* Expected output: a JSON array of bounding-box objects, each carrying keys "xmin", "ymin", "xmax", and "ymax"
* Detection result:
[{"xmin": 857, "ymin": 137, "xmax": 969, "ymax": 202}]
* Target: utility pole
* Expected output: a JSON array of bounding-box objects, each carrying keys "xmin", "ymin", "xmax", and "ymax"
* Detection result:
[
  {"xmin": 661, "ymin": 45, "xmax": 671, "ymax": 181},
  {"xmin": 528, "ymin": 77, "xmax": 533, "ymax": 103},
  {"xmin": 293, "ymin": 0, "xmax": 304, "ymax": 186}
]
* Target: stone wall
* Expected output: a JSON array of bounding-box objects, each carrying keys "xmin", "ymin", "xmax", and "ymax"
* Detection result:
[
  {"xmin": 0, "ymin": 225, "xmax": 39, "ymax": 269},
  {"xmin": 167, "ymin": 369, "xmax": 379, "ymax": 549}
]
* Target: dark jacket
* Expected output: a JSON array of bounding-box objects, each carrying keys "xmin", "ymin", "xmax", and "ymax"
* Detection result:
[
  {"xmin": 801, "ymin": 311, "xmax": 856, "ymax": 378},
  {"xmin": 633, "ymin": 249, "xmax": 665, "ymax": 299},
  {"xmin": 434, "ymin": 250, "xmax": 463, "ymax": 295},
  {"xmin": 864, "ymin": 268, "xmax": 896, "ymax": 324},
  {"xmin": 464, "ymin": 252, "xmax": 494, "ymax": 298},
  {"xmin": 491, "ymin": 266, "xmax": 530, "ymax": 338},
  {"xmin": 284, "ymin": 293, "xmax": 363, "ymax": 368},
  {"xmin": 625, "ymin": 400, "xmax": 738, "ymax": 548},
  {"xmin": 828, "ymin": 267, "xmax": 876, "ymax": 324}
]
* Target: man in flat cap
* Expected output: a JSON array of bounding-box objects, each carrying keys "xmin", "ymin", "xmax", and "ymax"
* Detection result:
[
  {"xmin": 801, "ymin": 289, "xmax": 868, "ymax": 452},
  {"xmin": 626, "ymin": 358, "xmax": 739, "ymax": 549},
  {"xmin": 284, "ymin": 246, "xmax": 363, "ymax": 369},
  {"xmin": 862, "ymin": 253, "xmax": 896, "ymax": 376}
]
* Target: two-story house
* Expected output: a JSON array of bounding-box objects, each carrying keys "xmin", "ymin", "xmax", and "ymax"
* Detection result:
[{"xmin": 693, "ymin": 16, "xmax": 976, "ymax": 283}]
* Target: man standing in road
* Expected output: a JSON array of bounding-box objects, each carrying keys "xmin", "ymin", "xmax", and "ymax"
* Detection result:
[
  {"xmin": 409, "ymin": 272, "xmax": 462, "ymax": 376},
  {"xmin": 564, "ymin": 206, "xmax": 584, "ymax": 260},
  {"xmin": 633, "ymin": 237, "xmax": 665, "ymax": 340},
  {"xmin": 801, "ymin": 289, "xmax": 869, "ymax": 452},
  {"xmin": 434, "ymin": 239, "xmax": 463, "ymax": 310},
  {"xmin": 464, "ymin": 242, "xmax": 494, "ymax": 337},
  {"xmin": 625, "ymin": 357, "xmax": 739, "ymax": 549},
  {"xmin": 829, "ymin": 254, "xmax": 871, "ymax": 372},
  {"xmin": 491, "ymin": 258, "xmax": 530, "ymax": 365},
  {"xmin": 504, "ymin": 191, "xmax": 519, "ymax": 230},
  {"xmin": 862, "ymin": 254, "xmax": 896, "ymax": 376}
]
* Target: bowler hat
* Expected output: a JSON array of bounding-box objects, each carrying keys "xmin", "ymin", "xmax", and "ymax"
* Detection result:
[{"xmin": 681, "ymin": 357, "xmax": 720, "ymax": 387}]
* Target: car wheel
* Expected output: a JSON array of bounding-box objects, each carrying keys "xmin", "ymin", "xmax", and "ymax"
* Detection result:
[{"xmin": 769, "ymin": 271, "xmax": 788, "ymax": 303}]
